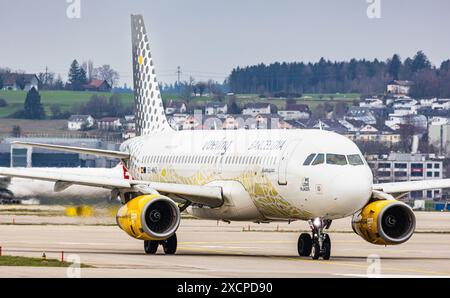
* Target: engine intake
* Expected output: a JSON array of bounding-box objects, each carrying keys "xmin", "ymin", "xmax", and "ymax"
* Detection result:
[
  {"xmin": 116, "ymin": 195, "xmax": 180, "ymax": 241},
  {"xmin": 352, "ymin": 199, "xmax": 416, "ymax": 245}
]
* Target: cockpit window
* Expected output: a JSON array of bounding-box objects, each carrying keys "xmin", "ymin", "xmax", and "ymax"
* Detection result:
[
  {"xmin": 311, "ymin": 154, "xmax": 325, "ymax": 166},
  {"xmin": 326, "ymin": 154, "xmax": 347, "ymax": 165},
  {"xmin": 303, "ymin": 154, "xmax": 316, "ymax": 166},
  {"xmin": 347, "ymin": 154, "xmax": 364, "ymax": 166}
]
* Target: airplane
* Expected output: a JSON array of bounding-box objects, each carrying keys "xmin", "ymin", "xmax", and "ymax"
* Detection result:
[{"xmin": 1, "ymin": 14, "xmax": 450, "ymax": 260}]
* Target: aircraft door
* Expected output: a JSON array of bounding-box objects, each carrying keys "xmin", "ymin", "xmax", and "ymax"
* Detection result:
[{"xmin": 278, "ymin": 140, "xmax": 301, "ymax": 185}]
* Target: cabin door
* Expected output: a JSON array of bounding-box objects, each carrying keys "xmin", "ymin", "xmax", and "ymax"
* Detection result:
[{"xmin": 278, "ymin": 140, "xmax": 301, "ymax": 185}]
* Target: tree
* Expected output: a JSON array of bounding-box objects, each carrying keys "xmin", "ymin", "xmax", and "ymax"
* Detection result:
[
  {"xmin": 311, "ymin": 104, "xmax": 326, "ymax": 120},
  {"xmin": 108, "ymin": 94, "xmax": 124, "ymax": 117},
  {"xmin": 54, "ymin": 75, "xmax": 65, "ymax": 90},
  {"xmin": 388, "ymin": 54, "xmax": 401, "ymax": 80},
  {"xmin": 195, "ymin": 82, "xmax": 207, "ymax": 96},
  {"xmin": 23, "ymin": 87, "xmax": 46, "ymax": 119},
  {"xmin": 50, "ymin": 105, "xmax": 62, "ymax": 119},
  {"xmin": 68, "ymin": 60, "xmax": 87, "ymax": 91},
  {"xmin": 93, "ymin": 65, "xmax": 120, "ymax": 87},
  {"xmin": 0, "ymin": 75, "xmax": 3, "ymax": 89},
  {"xmin": 38, "ymin": 71, "xmax": 55, "ymax": 90},
  {"xmin": 333, "ymin": 102, "xmax": 348, "ymax": 119},
  {"xmin": 410, "ymin": 69, "xmax": 439, "ymax": 98},
  {"xmin": 11, "ymin": 125, "xmax": 22, "ymax": 137},
  {"xmin": 411, "ymin": 51, "xmax": 431, "ymax": 74},
  {"xmin": 228, "ymin": 95, "xmax": 241, "ymax": 114},
  {"xmin": 15, "ymin": 75, "xmax": 26, "ymax": 90},
  {"xmin": 79, "ymin": 95, "xmax": 109, "ymax": 118},
  {"xmin": 398, "ymin": 124, "xmax": 416, "ymax": 152}
]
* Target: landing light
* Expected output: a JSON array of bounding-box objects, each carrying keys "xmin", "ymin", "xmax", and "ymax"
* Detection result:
[{"xmin": 313, "ymin": 218, "xmax": 322, "ymax": 228}]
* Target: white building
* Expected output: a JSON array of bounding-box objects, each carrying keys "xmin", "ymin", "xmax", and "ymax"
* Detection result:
[
  {"xmin": 242, "ymin": 103, "xmax": 272, "ymax": 117},
  {"xmin": 387, "ymin": 80, "xmax": 413, "ymax": 95},
  {"xmin": 393, "ymin": 99, "xmax": 418, "ymax": 110},
  {"xmin": 432, "ymin": 100, "xmax": 450, "ymax": 110},
  {"xmin": 0, "ymin": 73, "xmax": 39, "ymax": 91},
  {"xmin": 386, "ymin": 113, "xmax": 427, "ymax": 131},
  {"xmin": 165, "ymin": 101, "xmax": 187, "ymax": 115},
  {"xmin": 97, "ymin": 117, "xmax": 122, "ymax": 131},
  {"xmin": 429, "ymin": 117, "xmax": 450, "ymax": 126},
  {"xmin": 205, "ymin": 102, "xmax": 228, "ymax": 116},
  {"xmin": 419, "ymin": 98, "xmax": 437, "ymax": 107},
  {"xmin": 67, "ymin": 115, "xmax": 95, "ymax": 131},
  {"xmin": 278, "ymin": 110, "xmax": 310, "ymax": 121},
  {"xmin": 359, "ymin": 98, "xmax": 384, "ymax": 108}
]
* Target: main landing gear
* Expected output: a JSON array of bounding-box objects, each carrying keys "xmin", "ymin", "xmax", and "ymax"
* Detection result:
[
  {"xmin": 144, "ymin": 233, "xmax": 178, "ymax": 255},
  {"xmin": 297, "ymin": 218, "xmax": 332, "ymax": 260}
]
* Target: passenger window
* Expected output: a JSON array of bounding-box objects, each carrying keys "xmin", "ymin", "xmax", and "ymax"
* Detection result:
[
  {"xmin": 303, "ymin": 154, "xmax": 316, "ymax": 166},
  {"xmin": 326, "ymin": 154, "xmax": 347, "ymax": 166},
  {"xmin": 347, "ymin": 154, "xmax": 364, "ymax": 166},
  {"xmin": 312, "ymin": 154, "xmax": 324, "ymax": 166}
]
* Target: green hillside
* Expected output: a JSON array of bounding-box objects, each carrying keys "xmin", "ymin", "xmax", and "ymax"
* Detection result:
[
  {"xmin": 0, "ymin": 90, "xmax": 360, "ymax": 118},
  {"xmin": 0, "ymin": 90, "xmax": 134, "ymax": 118}
]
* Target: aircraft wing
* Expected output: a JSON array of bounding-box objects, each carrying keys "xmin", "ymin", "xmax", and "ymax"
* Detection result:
[
  {"xmin": 0, "ymin": 167, "xmax": 223, "ymax": 207},
  {"xmin": 0, "ymin": 167, "xmax": 131, "ymax": 189},
  {"xmin": 12, "ymin": 142, "xmax": 130, "ymax": 160},
  {"xmin": 373, "ymin": 179, "xmax": 450, "ymax": 194}
]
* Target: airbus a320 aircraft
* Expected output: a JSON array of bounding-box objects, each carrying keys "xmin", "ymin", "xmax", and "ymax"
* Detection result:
[{"xmin": 1, "ymin": 15, "xmax": 450, "ymax": 260}]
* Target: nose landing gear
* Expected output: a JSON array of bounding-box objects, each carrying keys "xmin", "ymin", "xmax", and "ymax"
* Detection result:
[{"xmin": 297, "ymin": 218, "xmax": 332, "ymax": 260}]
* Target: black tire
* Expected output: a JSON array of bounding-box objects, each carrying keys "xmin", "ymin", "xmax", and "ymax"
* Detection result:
[
  {"xmin": 297, "ymin": 233, "xmax": 312, "ymax": 256},
  {"xmin": 144, "ymin": 240, "xmax": 159, "ymax": 255},
  {"xmin": 323, "ymin": 234, "xmax": 331, "ymax": 260},
  {"xmin": 163, "ymin": 233, "xmax": 177, "ymax": 255},
  {"xmin": 311, "ymin": 242, "xmax": 320, "ymax": 260}
]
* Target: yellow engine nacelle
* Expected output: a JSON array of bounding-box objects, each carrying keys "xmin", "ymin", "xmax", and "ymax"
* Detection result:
[
  {"xmin": 116, "ymin": 194, "xmax": 180, "ymax": 241},
  {"xmin": 352, "ymin": 199, "xmax": 416, "ymax": 245}
]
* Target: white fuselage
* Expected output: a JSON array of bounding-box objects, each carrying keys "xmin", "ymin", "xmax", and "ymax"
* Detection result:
[{"xmin": 121, "ymin": 129, "xmax": 374, "ymax": 222}]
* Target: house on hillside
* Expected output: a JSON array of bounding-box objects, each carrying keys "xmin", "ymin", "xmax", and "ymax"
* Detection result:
[
  {"xmin": 242, "ymin": 103, "xmax": 275, "ymax": 117},
  {"xmin": 83, "ymin": 80, "xmax": 112, "ymax": 92},
  {"xmin": 0, "ymin": 73, "xmax": 39, "ymax": 91},
  {"xmin": 387, "ymin": 80, "xmax": 414, "ymax": 95},
  {"xmin": 97, "ymin": 117, "xmax": 122, "ymax": 131},
  {"xmin": 347, "ymin": 124, "xmax": 401, "ymax": 145},
  {"xmin": 345, "ymin": 107, "xmax": 377, "ymax": 125},
  {"xmin": 165, "ymin": 101, "xmax": 187, "ymax": 115},
  {"xmin": 67, "ymin": 115, "xmax": 95, "ymax": 131},
  {"xmin": 205, "ymin": 102, "xmax": 228, "ymax": 116}
]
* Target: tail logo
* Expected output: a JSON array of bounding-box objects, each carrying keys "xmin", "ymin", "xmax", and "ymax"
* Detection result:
[{"xmin": 131, "ymin": 14, "xmax": 172, "ymax": 136}]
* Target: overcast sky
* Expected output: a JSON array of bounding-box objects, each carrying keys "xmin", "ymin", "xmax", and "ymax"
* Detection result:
[{"xmin": 1, "ymin": 0, "xmax": 450, "ymax": 86}]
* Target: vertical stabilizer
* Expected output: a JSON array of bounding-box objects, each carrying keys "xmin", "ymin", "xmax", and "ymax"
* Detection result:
[{"xmin": 131, "ymin": 15, "xmax": 171, "ymax": 135}]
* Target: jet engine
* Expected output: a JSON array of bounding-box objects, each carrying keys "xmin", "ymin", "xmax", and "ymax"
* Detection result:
[
  {"xmin": 116, "ymin": 194, "xmax": 181, "ymax": 241},
  {"xmin": 352, "ymin": 199, "xmax": 416, "ymax": 245}
]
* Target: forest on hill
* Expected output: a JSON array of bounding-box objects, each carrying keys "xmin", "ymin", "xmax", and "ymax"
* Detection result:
[{"xmin": 229, "ymin": 51, "xmax": 450, "ymax": 98}]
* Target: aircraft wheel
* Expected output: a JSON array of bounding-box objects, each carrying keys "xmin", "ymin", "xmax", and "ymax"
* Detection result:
[
  {"xmin": 323, "ymin": 234, "xmax": 331, "ymax": 260},
  {"xmin": 297, "ymin": 233, "xmax": 312, "ymax": 256},
  {"xmin": 311, "ymin": 242, "xmax": 320, "ymax": 260},
  {"xmin": 144, "ymin": 240, "xmax": 159, "ymax": 255},
  {"xmin": 162, "ymin": 233, "xmax": 177, "ymax": 255}
]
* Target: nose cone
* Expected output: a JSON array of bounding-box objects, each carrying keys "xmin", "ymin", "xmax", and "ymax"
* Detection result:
[{"xmin": 329, "ymin": 166, "xmax": 373, "ymax": 217}]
